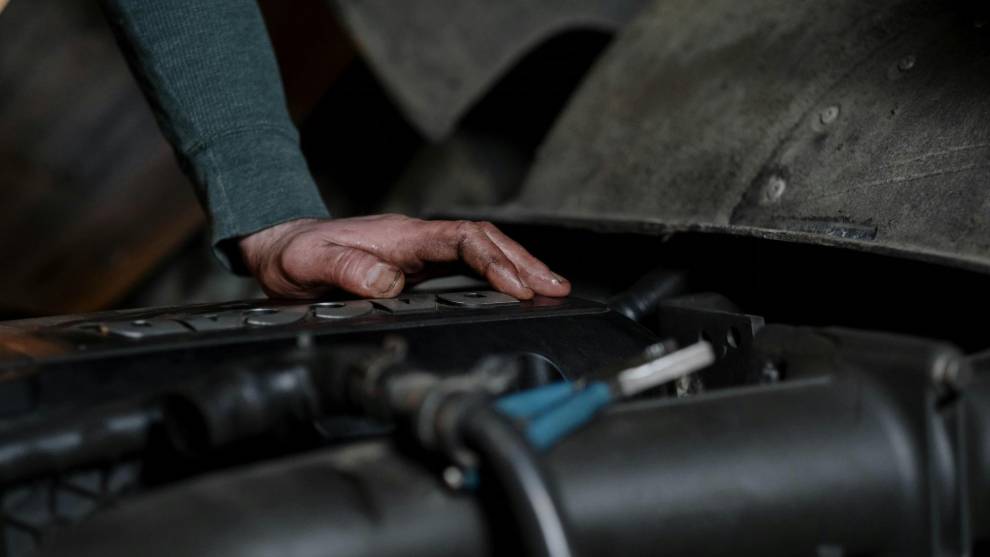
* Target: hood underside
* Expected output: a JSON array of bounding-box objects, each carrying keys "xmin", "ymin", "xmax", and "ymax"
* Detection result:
[
  {"xmin": 329, "ymin": 0, "xmax": 647, "ymax": 140},
  {"xmin": 452, "ymin": 0, "xmax": 990, "ymax": 273}
]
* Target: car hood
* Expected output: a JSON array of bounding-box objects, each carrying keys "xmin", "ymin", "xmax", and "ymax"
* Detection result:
[{"xmin": 453, "ymin": 0, "xmax": 990, "ymax": 273}]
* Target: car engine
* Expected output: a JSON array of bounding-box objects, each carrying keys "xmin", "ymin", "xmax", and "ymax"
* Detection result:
[{"xmin": 1, "ymin": 0, "xmax": 989, "ymax": 555}]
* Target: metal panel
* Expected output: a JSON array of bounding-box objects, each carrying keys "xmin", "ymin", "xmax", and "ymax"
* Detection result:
[
  {"xmin": 461, "ymin": 0, "xmax": 990, "ymax": 273},
  {"xmin": 329, "ymin": 0, "xmax": 648, "ymax": 139}
]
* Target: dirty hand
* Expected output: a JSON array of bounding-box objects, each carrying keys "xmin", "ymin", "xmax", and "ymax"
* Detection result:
[{"xmin": 238, "ymin": 215, "xmax": 571, "ymax": 300}]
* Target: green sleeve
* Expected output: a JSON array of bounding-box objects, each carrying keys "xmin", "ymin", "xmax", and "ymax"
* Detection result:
[{"xmin": 102, "ymin": 0, "xmax": 330, "ymax": 271}]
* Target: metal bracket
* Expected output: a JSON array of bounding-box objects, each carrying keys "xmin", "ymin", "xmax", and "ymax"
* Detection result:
[
  {"xmin": 94, "ymin": 319, "xmax": 190, "ymax": 339},
  {"xmin": 438, "ymin": 291, "xmax": 519, "ymax": 307},
  {"xmin": 67, "ymin": 292, "xmax": 521, "ymax": 340},
  {"xmin": 371, "ymin": 295, "xmax": 438, "ymax": 314},
  {"xmin": 312, "ymin": 301, "xmax": 375, "ymax": 320},
  {"xmin": 243, "ymin": 306, "xmax": 309, "ymax": 327},
  {"xmin": 656, "ymin": 294, "xmax": 765, "ymax": 390},
  {"xmin": 179, "ymin": 311, "xmax": 245, "ymax": 332}
]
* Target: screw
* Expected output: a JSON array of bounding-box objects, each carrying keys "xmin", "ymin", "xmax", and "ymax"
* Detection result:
[
  {"xmin": 819, "ymin": 105, "xmax": 840, "ymax": 125},
  {"xmin": 764, "ymin": 175, "xmax": 787, "ymax": 203},
  {"xmin": 897, "ymin": 55, "xmax": 916, "ymax": 72}
]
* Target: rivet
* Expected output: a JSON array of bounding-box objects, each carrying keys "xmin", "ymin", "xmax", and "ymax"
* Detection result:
[
  {"xmin": 819, "ymin": 105, "xmax": 840, "ymax": 125},
  {"xmin": 764, "ymin": 175, "xmax": 787, "ymax": 203}
]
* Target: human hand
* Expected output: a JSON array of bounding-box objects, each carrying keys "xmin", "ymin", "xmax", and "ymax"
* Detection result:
[{"xmin": 238, "ymin": 215, "xmax": 571, "ymax": 300}]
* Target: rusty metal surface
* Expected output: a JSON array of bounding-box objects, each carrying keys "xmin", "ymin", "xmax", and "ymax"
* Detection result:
[
  {"xmin": 459, "ymin": 0, "xmax": 990, "ymax": 273},
  {"xmin": 328, "ymin": 0, "xmax": 648, "ymax": 140}
]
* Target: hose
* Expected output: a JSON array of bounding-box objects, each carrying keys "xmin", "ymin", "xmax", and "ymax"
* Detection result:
[
  {"xmin": 608, "ymin": 267, "xmax": 686, "ymax": 322},
  {"xmin": 461, "ymin": 406, "xmax": 575, "ymax": 557}
]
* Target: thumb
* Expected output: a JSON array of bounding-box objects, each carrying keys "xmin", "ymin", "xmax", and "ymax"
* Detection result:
[{"xmin": 296, "ymin": 244, "xmax": 405, "ymax": 298}]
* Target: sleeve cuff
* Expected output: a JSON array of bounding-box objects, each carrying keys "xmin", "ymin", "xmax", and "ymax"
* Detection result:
[{"xmin": 185, "ymin": 127, "xmax": 331, "ymax": 273}]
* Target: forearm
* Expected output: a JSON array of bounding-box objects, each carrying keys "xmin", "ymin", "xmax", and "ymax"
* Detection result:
[{"xmin": 102, "ymin": 0, "xmax": 329, "ymax": 269}]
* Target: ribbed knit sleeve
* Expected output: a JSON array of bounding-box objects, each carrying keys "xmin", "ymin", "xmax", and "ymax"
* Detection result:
[{"xmin": 102, "ymin": 0, "xmax": 330, "ymax": 271}]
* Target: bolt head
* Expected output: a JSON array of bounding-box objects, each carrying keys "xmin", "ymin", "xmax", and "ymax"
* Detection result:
[
  {"xmin": 763, "ymin": 175, "xmax": 787, "ymax": 203},
  {"xmin": 819, "ymin": 105, "xmax": 840, "ymax": 125}
]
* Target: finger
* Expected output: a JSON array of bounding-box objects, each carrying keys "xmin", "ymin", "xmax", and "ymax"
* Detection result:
[
  {"xmin": 416, "ymin": 221, "xmax": 534, "ymax": 299},
  {"xmin": 477, "ymin": 222, "xmax": 570, "ymax": 297},
  {"xmin": 284, "ymin": 243, "xmax": 405, "ymax": 298}
]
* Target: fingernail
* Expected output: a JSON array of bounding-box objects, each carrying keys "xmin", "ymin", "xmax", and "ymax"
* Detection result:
[
  {"xmin": 366, "ymin": 263, "xmax": 402, "ymax": 295},
  {"xmin": 550, "ymin": 272, "xmax": 569, "ymax": 285}
]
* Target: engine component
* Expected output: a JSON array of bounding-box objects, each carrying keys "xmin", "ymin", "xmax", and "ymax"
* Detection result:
[
  {"xmin": 0, "ymin": 292, "xmax": 661, "ymax": 556},
  {"xmin": 32, "ymin": 326, "xmax": 987, "ymax": 557}
]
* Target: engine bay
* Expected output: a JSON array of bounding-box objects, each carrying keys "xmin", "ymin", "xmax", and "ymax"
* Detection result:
[{"xmin": 0, "ymin": 242, "xmax": 987, "ymax": 556}]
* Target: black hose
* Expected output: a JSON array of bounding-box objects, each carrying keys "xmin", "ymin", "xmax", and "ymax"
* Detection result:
[
  {"xmin": 461, "ymin": 406, "xmax": 575, "ymax": 557},
  {"xmin": 608, "ymin": 267, "xmax": 687, "ymax": 322},
  {"xmin": 0, "ymin": 405, "xmax": 156, "ymax": 487}
]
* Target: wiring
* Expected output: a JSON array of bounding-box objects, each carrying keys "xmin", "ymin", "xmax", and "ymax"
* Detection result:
[{"xmin": 496, "ymin": 341, "xmax": 715, "ymax": 451}]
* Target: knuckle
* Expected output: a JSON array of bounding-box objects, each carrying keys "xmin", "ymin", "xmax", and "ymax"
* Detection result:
[
  {"xmin": 454, "ymin": 220, "xmax": 480, "ymax": 238},
  {"xmin": 276, "ymin": 240, "xmax": 308, "ymax": 274},
  {"xmin": 452, "ymin": 220, "xmax": 478, "ymax": 256}
]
